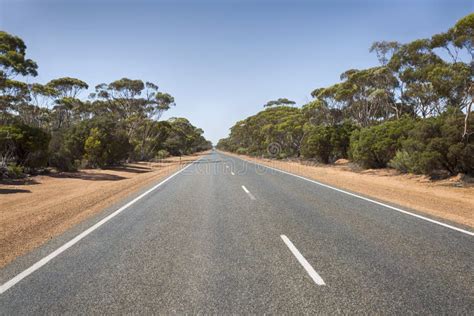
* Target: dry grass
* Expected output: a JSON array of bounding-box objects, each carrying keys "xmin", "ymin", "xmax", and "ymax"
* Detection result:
[{"xmin": 0, "ymin": 153, "xmax": 205, "ymax": 268}]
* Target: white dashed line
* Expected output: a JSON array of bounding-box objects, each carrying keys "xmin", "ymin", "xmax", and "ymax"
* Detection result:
[
  {"xmin": 241, "ymin": 185, "xmax": 256, "ymax": 200},
  {"xmin": 281, "ymin": 235, "xmax": 325, "ymax": 286}
]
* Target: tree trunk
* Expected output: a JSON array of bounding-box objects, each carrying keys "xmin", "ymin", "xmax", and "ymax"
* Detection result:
[
  {"xmin": 463, "ymin": 99, "xmax": 472, "ymax": 140},
  {"xmin": 463, "ymin": 85, "xmax": 473, "ymax": 140}
]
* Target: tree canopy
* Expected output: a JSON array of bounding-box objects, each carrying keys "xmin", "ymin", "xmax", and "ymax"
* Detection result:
[
  {"xmin": 0, "ymin": 31, "xmax": 211, "ymax": 177},
  {"xmin": 218, "ymin": 13, "xmax": 473, "ymax": 176},
  {"xmin": 263, "ymin": 98, "xmax": 296, "ymax": 107}
]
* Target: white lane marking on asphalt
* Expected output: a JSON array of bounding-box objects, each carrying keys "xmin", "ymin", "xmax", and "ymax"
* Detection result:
[
  {"xmin": 241, "ymin": 185, "xmax": 256, "ymax": 200},
  {"xmin": 281, "ymin": 235, "xmax": 325, "ymax": 286},
  {"xmin": 231, "ymin": 171, "xmax": 235, "ymax": 176},
  {"xmin": 226, "ymin": 154, "xmax": 473, "ymax": 237},
  {"xmin": 0, "ymin": 157, "xmax": 204, "ymax": 295}
]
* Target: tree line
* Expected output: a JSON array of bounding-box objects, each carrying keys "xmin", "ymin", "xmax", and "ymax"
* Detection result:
[
  {"xmin": 218, "ymin": 14, "xmax": 473, "ymax": 177},
  {"xmin": 0, "ymin": 31, "xmax": 211, "ymax": 177}
]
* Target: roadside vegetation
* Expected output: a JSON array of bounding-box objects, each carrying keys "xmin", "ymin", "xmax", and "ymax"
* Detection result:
[
  {"xmin": 218, "ymin": 14, "xmax": 473, "ymax": 178},
  {"xmin": 0, "ymin": 32, "xmax": 211, "ymax": 178}
]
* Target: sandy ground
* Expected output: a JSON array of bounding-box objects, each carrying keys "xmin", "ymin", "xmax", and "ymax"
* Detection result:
[
  {"xmin": 223, "ymin": 152, "xmax": 473, "ymax": 229},
  {"xmin": 0, "ymin": 153, "xmax": 204, "ymax": 268}
]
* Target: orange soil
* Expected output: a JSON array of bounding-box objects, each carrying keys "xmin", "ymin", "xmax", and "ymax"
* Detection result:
[
  {"xmin": 223, "ymin": 152, "xmax": 473, "ymax": 229},
  {"xmin": 0, "ymin": 153, "xmax": 204, "ymax": 268}
]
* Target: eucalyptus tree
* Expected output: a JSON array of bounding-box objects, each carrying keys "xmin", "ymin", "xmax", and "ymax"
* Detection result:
[
  {"xmin": 387, "ymin": 38, "xmax": 461, "ymax": 118},
  {"xmin": 164, "ymin": 117, "xmax": 210, "ymax": 155},
  {"xmin": 0, "ymin": 80, "xmax": 29, "ymax": 123},
  {"xmin": 0, "ymin": 31, "xmax": 38, "ymax": 124},
  {"xmin": 91, "ymin": 78, "xmax": 146, "ymax": 125},
  {"xmin": 222, "ymin": 106, "xmax": 307, "ymax": 157},
  {"xmin": 263, "ymin": 98, "xmax": 296, "ymax": 107},
  {"xmin": 311, "ymin": 67, "xmax": 399, "ymax": 126},
  {"xmin": 138, "ymin": 90, "xmax": 175, "ymax": 159},
  {"xmin": 42, "ymin": 77, "xmax": 89, "ymax": 129},
  {"xmin": 431, "ymin": 13, "xmax": 473, "ymax": 63},
  {"xmin": 302, "ymin": 99, "xmax": 344, "ymax": 126},
  {"xmin": 0, "ymin": 30, "xmax": 212, "ymax": 174},
  {"xmin": 46, "ymin": 77, "xmax": 89, "ymax": 99},
  {"xmin": 0, "ymin": 31, "xmax": 38, "ymax": 80},
  {"xmin": 370, "ymin": 41, "xmax": 401, "ymax": 66},
  {"xmin": 431, "ymin": 13, "xmax": 473, "ymax": 138},
  {"xmin": 219, "ymin": 13, "xmax": 473, "ymax": 176},
  {"xmin": 91, "ymin": 78, "xmax": 176, "ymax": 159}
]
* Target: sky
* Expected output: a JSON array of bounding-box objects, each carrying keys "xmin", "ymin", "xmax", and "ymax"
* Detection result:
[{"xmin": 1, "ymin": 0, "xmax": 473, "ymax": 144}]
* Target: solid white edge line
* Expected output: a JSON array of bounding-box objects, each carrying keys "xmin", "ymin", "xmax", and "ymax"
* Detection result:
[
  {"xmin": 241, "ymin": 185, "xmax": 256, "ymax": 200},
  {"xmin": 0, "ymin": 156, "xmax": 204, "ymax": 295},
  {"xmin": 223, "ymin": 152, "xmax": 473, "ymax": 236},
  {"xmin": 281, "ymin": 235, "xmax": 325, "ymax": 286}
]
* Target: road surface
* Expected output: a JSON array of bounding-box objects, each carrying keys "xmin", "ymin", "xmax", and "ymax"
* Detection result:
[{"xmin": 1, "ymin": 151, "xmax": 473, "ymax": 313}]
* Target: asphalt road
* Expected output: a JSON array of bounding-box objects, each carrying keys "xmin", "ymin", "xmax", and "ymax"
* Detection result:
[{"xmin": 1, "ymin": 151, "xmax": 473, "ymax": 314}]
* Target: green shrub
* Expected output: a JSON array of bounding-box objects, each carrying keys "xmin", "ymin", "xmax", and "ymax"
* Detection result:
[
  {"xmin": 155, "ymin": 149, "xmax": 170, "ymax": 160},
  {"xmin": 236, "ymin": 147, "xmax": 248, "ymax": 155},
  {"xmin": 7, "ymin": 164, "xmax": 24, "ymax": 178},
  {"xmin": 350, "ymin": 117, "xmax": 416, "ymax": 168},
  {"xmin": 48, "ymin": 126, "xmax": 88, "ymax": 171},
  {"xmin": 302, "ymin": 121, "xmax": 357, "ymax": 163},
  {"xmin": 0, "ymin": 124, "xmax": 50, "ymax": 170},
  {"xmin": 388, "ymin": 150, "xmax": 414, "ymax": 173},
  {"xmin": 331, "ymin": 121, "xmax": 358, "ymax": 159},
  {"xmin": 48, "ymin": 151, "xmax": 78, "ymax": 171},
  {"xmin": 84, "ymin": 124, "xmax": 131, "ymax": 168},
  {"xmin": 301, "ymin": 125, "xmax": 333, "ymax": 163},
  {"xmin": 49, "ymin": 117, "xmax": 132, "ymax": 170},
  {"xmin": 389, "ymin": 110, "xmax": 474, "ymax": 175}
]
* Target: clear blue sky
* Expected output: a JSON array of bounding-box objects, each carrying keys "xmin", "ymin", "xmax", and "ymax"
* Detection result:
[{"xmin": 1, "ymin": 0, "xmax": 472, "ymax": 143}]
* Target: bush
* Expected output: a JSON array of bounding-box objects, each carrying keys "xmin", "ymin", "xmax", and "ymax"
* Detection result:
[
  {"xmin": 84, "ymin": 124, "xmax": 131, "ymax": 168},
  {"xmin": 49, "ymin": 117, "xmax": 132, "ymax": 170},
  {"xmin": 330, "ymin": 121, "xmax": 357, "ymax": 160},
  {"xmin": 388, "ymin": 150, "xmax": 413, "ymax": 173},
  {"xmin": 48, "ymin": 124, "xmax": 87, "ymax": 171},
  {"xmin": 7, "ymin": 164, "xmax": 24, "ymax": 178},
  {"xmin": 236, "ymin": 147, "xmax": 248, "ymax": 155},
  {"xmin": 301, "ymin": 125, "xmax": 333, "ymax": 163},
  {"xmin": 389, "ymin": 110, "xmax": 474, "ymax": 175},
  {"xmin": 350, "ymin": 117, "xmax": 416, "ymax": 168},
  {"xmin": 0, "ymin": 124, "xmax": 50, "ymax": 170},
  {"xmin": 48, "ymin": 151, "xmax": 78, "ymax": 171},
  {"xmin": 155, "ymin": 149, "xmax": 170, "ymax": 160},
  {"xmin": 302, "ymin": 121, "xmax": 357, "ymax": 163},
  {"xmin": 48, "ymin": 126, "xmax": 88, "ymax": 171}
]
